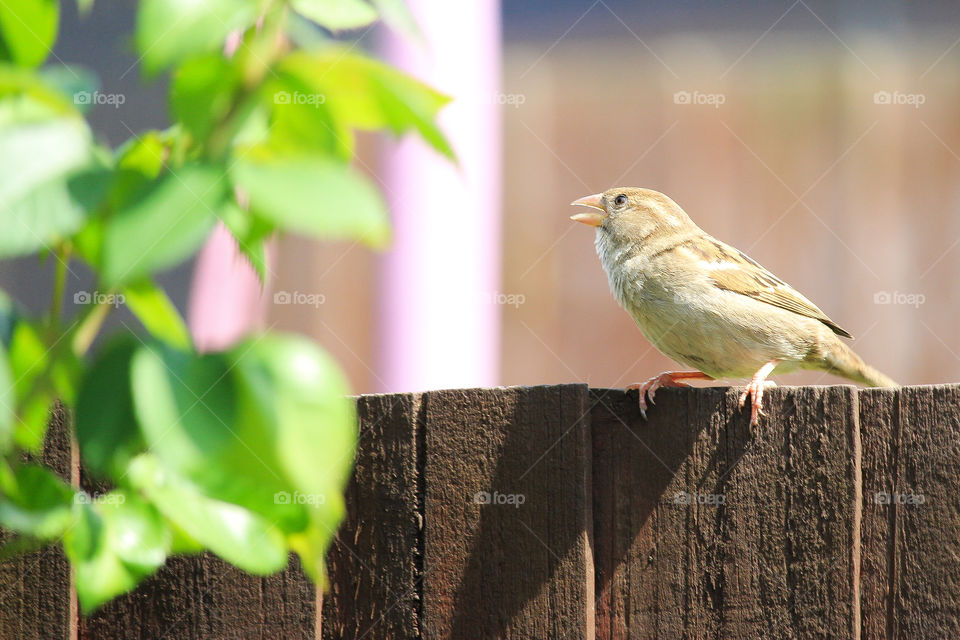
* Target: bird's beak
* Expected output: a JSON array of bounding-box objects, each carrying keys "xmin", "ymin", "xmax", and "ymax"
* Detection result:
[{"xmin": 569, "ymin": 193, "xmax": 607, "ymax": 227}]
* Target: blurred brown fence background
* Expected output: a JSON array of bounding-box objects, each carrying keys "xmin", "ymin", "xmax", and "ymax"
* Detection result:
[{"xmin": 274, "ymin": 24, "xmax": 960, "ymax": 394}]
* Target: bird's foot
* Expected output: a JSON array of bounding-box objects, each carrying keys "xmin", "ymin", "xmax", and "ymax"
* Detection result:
[
  {"xmin": 627, "ymin": 371, "xmax": 711, "ymax": 420},
  {"xmin": 738, "ymin": 360, "xmax": 780, "ymax": 426}
]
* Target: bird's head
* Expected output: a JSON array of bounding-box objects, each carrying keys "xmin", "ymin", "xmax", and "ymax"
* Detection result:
[{"xmin": 570, "ymin": 187, "xmax": 694, "ymax": 244}]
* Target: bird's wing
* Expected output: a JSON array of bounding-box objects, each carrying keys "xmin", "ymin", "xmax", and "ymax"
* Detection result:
[{"xmin": 680, "ymin": 235, "xmax": 853, "ymax": 339}]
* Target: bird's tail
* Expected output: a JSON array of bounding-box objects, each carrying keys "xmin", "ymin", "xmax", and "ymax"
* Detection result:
[{"xmin": 822, "ymin": 339, "xmax": 898, "ymax": 387}]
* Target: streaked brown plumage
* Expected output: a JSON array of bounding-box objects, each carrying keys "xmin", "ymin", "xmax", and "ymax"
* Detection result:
[{"xmin": 571, "ymin": 187, "xmax": 897, "ymax": 425}]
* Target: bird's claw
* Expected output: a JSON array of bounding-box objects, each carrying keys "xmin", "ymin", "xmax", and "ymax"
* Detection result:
[
  {"xmin": 628, "ymin": 373, "xmax": 692, "ymax": 421},
  {"xmin": 738, "ymin": 380, "xmax": 777, "ymax": 426}
]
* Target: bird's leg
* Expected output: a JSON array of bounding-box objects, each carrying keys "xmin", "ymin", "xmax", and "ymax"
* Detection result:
[
  {"xmin": 738, "ymin": 360, "xmax": 779, "ymax": 426},
  {"xmin": 627, "ymin": 371, "xmax": 713, "ymax": 420}
]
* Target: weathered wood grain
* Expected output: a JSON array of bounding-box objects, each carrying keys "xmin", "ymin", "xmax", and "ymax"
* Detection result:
[
  {"xmin": 79, "ymin": 553, "xmax": 316, "ymax": 639},
  {"xmin": 322, "ymin": 393, "xmax": 423, "ymax": 640},
  {"xmin": 592, "ymin": 385, "xmax": 861, "ymax": 639},
  {"xmin": 421, "ymin": 385, "xmax": 594, "ymax": 640},
  {"xmin": 859, "ymin": 386, "xmax": 898, "ymax": 640},
  {"xmin": 0, "ymin": 404, "xmax": 74, "ymax": 640},
  {"xmin": 860, "ymin": 385, "xmax": 960, "ymax": 639},
  {"xmin": 5, "ymin": 385, "xmax": 960, "ymax": 639}
]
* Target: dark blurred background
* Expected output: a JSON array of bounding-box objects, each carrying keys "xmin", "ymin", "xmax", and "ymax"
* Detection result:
[{"xmin": 5, "ymin": 1, "xmax": 959, "ymax": 391}]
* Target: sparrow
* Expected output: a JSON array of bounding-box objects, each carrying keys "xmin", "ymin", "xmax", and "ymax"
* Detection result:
[{"xmin": 571, "ymin": 187, "xmax": 897, "ymax": 425}]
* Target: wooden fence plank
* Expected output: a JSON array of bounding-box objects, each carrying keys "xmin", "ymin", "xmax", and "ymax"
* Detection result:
[
  {"xmin": 0, "ymin": 404, "xmax": 74, "ymax": 640},
  {"xmin": 859, "ymin": 386, "xmax": 898, "ymax": 639},
  {"xmin": 592, "ymin": 385, "xmax": 860, "ymax": 639},
  {"xmin": 730, "ymin": 385, "xmax": 860, "ymax": 639},
  {"xmin": 322, "ymin": 393, "xmax": 423, "ymax": 640},
  {"xmin": 860, "ymin": 385, "xmax": 960, "ymax": 638},
  {"xmin": 421, "ymin": 385, "xmax": 594, "ymax": 640}
]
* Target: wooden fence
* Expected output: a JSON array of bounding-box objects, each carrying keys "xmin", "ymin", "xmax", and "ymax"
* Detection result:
[{"xmin": 2, "ymin": 384, "xmax": 959, "ymax": 638}]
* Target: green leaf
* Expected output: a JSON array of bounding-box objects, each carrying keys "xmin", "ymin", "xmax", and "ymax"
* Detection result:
[
  {"xmin": 7, "ymin": 321, "xmax": 53, "ymax": 451},
  {"xmin": 64, "ymin": 492, "xmax": 170, "ymax": 612},
  {"xmin": 231, "ymin": 151, "xmax": 390, "ymax": 248},
  {"xmin": 228, "ymin": 334, "xmax": 355, "ymax": 582},
  {"xmin": 0, "ymin": 179, "xmax": 88, "ymax": 258},
  {"xmin": 130, "ymin": 344, "xmax": 238, "ymax": 479},
  {"xmin": 0, "ymin": 64, "xmax": 76, "ymax": 115},
  {"xmin": 75, "ymin": 338, "xmax": 144, "ymax": 476},
  {"xmin": 231, "ymin": 334, "xmax": 356, "ymax": 498},
  {"xmin": 135, "ymin": 0, "xmax": 258, "ymax": 73},
  {"xmin": 260, "ymin": 72, "xmax": 348, "ymax": 158},
  {"xmin": 122, "ymin": 279, "xmax": 191, "ymax": 349},
  {"xmin": 290, "ymin": 0, "xmax": 378, "ymax": 31},
  {"xmin": 115, "ymin": 130, "xmax": 167, "ymax": 178},
  {"xmin": 129, "ymin": 343, "xmax": 307, "ymax": 532},
  {"xmin": 3, "ymin": 316, "xmax": 75, "ymax": 452},
  {"xmin": 99, "ymin": 493, "xmax": 168, "ymax": 574},
  {"xmin": 278, "ymin": 50, "xmax": 455, "ymax": 160},
  {"xmin": 0, "ymin": 344, "xmax": 13, "ymax": 452},
  {"xmin": 170, "ymin": 54, "xmax": 240, "ymax": 140},
  {"xmin": 0, "ymin": 117, "xmax": 92, "ymax": 257},
  {"xmin": 127, "ymin": 454, "xmax": 288, "ymax": 574},
  {"xmin": 218, "ymin": 198, "xmax": 271, "ymax": 284},
  {"xmin": 101, "ymin": 163, "xmax": 226, "ymax": 285},
  {"xmin": 0, "ymin": 116, "xmax": 89, "ymax": 195},
  {"xmin": 0, "ymin": 0, "xmax": 59, "ymax": 67},
  {"xmin": 0, "ymin": 464, "xmax": 74, "ymax": 539},
  {"xmin": 74, "ymin": 132, "xmax": 166, "ymax": 268}
]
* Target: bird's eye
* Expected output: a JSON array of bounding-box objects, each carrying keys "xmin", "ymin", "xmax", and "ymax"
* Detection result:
[{"xmin": 614, "ymin": 194, "xmax": 628, "ymax": 207}]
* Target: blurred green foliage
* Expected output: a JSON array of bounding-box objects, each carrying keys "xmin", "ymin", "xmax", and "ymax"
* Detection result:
[{"xmin": 0, "ymin": 0, "xmax": 451, "ymax": 612}]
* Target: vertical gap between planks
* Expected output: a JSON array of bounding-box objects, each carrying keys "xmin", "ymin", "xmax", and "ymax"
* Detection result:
[
  {"xmin": 850, "ymin": 388, "xmax": 862, "ymax": 640},
  {"xmin": 581, "ymin": 386, "xmax": 596, "ymax": 640},
  {"xmin": 69, "ymin": 418, "xmax": 80, "ymax": 640},
  {"xmin": 884, "ymin": 390, "xmax": 902, "ymax": 640},
  {"xmin": 413, "ymin": 392, "xmax": 427, "ymax": 639}
]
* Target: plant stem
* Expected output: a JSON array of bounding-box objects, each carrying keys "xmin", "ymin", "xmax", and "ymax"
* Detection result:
[
  {"xmin": 49, "ymin": 246, "xmax": 69, "ymax": 329},
  {"xmin": 72, "ymin": 297, "xmax": 113, "ymax": 357}
]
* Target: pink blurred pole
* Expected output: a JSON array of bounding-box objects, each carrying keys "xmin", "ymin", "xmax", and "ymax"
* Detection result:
[
  {"xmin": 378, "ymin": 1, "xmax": 502, "ymax": 392},
  {"xmin": 187, "ymin": 223, "xmax": 269, "ymax": 351}
]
